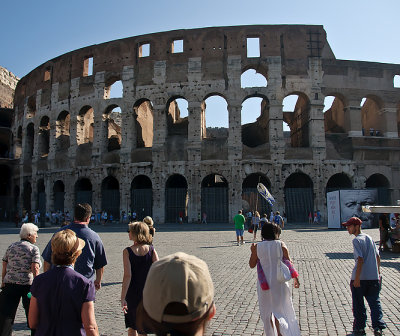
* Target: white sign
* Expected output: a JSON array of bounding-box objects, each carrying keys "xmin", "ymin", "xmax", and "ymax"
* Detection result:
[{"xmin": 327, "ymin": 191, "xmax": 341, "ymax": 229}]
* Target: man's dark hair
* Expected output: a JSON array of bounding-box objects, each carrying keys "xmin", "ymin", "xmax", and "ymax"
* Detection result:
[{"xmin": 74, "ymin": 203, "xmax": 92, "ymax": 222}]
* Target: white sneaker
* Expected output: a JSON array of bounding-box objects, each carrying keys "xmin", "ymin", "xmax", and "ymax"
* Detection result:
[{"xmin": 241, "ymin": 241, "xmax": 245, "ymax": 245}]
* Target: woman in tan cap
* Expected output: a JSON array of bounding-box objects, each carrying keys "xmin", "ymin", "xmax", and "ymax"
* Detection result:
[{"xmin": 28, "ymin": 229, "xmax": 99, "ymax": 336}]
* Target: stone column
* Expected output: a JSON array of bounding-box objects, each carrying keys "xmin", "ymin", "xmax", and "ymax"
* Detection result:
[
  {"xmin": 187, "ymin": 101, "xmax": 202, "ymax": 163},
  {"xmin": 152, "ymin": 99, "xmax": 167, "ymax": 164},
  {"xmin": 229, "ymin": 165, "xmax": 243, "ymax": 220},
  {"xmin": 47, "ymin": 120, "xmax": 57, "ymax": 167},
  {"xmin": 120, "ymin": 102, "xmax": 135, "ymax": 164},
  {"xmin": 381, "ymin": 106, "xmax": 398, "ymax": 138},
  {"xmin": 227, "ymin": 103, "xmax": 242, "ymax": 161},
  {"xmin": 64, "ymin": 175, "xmax": 74, "ymax": 213},
  {"xmin": 45, "ymin": 176, "xmax": 52, "ymax": 221},
  {"xmin": 308, "ymin": 101, "xmax": 326, "ymax": 160},
  {"xmin": 119, "ymin": 171, "xmax": 131, "ymax": 216},
  {"xmin": 92, "ymin": 107, "xmax": 108, "ymax": 165},
  {"xmin": 68, "ymin": 113, "xmax": 79, "ymax": 163},
  {"xmin": 152, "ymin": 173, "xmax": 165, "ymax": 224},
  {"xmin": 268, "ymin": 100, "xmax": 285, "ymax": 162},
  {"xmin": 344, "ymin": 100, "xmax": 363, "ymax": 137}
]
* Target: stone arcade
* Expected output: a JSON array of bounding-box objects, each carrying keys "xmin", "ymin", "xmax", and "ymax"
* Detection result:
[{"xmin": 8, "ymin": 25, "xmax": 400, "ymax": 224}]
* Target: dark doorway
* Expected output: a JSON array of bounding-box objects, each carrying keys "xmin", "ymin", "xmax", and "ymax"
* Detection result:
[
  {"xmin": 366, "ymin": 174, "xmax": 390, "ymax": 205},
  {"xmin": 201, "ymin": 174, "xmax": 228, "ymax": 223},
  {"xmin": 165, "ymin": 175, "xmax": 188, "ymax": 223},
  {"xmin": 75, "ymin": 178, "xmax": 92, "ymax": 206},
  {"xmin": 242, "ymin": 173, "xmax": 272, "ymax": 216},
  {"xmin": 131, "ymin": 175, "xmax": 152, "ymax": 221},
  {"xmin": 101, "ymin": 176, "xmax": 120, "ymax": 220},
  {"xmin": 284, "ymin": 173, "xmax": 314, "ymax": 222},
  {"xmin": 53, "ymin": 180, "xmax": 65, "ymax": 212}
]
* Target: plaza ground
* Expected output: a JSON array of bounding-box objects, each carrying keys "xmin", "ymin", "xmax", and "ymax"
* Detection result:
[{"xmin": 2, "ymin": 222, "xmax": 399, "ymax": 335}]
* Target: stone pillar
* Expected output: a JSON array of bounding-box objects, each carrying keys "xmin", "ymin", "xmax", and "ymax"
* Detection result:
[
  {"xmin": 51, "ymin": 82, "xmax": 59, "ymax": 106},
  {"xmin": 187, "ymin": 167, "xmax": 201, "ymax": 223},
  {"xmin": 229, "ymin": 164, "xmax": 243, "ymax": 220},
  {"xmin": 64, "ymin": 176, "xmax": 74, "ymax": 213},
  {"xmin": 47, "ymin": 120, "xmax": 57, "ymax": 165},
  {"xmin": 308, "ymin": 101, "xmax": 326, "ymax": 160},
  {"xmin": 381, "ymin": 106, "xmax": 398, "ymax": 138},
  {"xmin": 32, "ymin": 124, "xmax": 40, "ymax": 163},
  {"xmin": 344, "ymin": 100, "xmax": 363, "ymax": 137},
  {"xmin": 187, "ymin": 101, "xmax": 202, "ymax": 163},
  {"xmin": 227, "ymin": 103, "xmax": 242, "ymax": 161},
  {"xmin": 120, "ymin": 102, "xmax": 135, "ymax": 163},
  {"xmin": 152, "ymin": 99, "xmax": 167, "ymax": 164},
  {"xmin": 268, "ymin": 100, "xmax": 285, "ymax": 162},
  {"xmin": 92, "ymin": 173, "xmax": 102, "ymax": 214},
  {"xmin": 120, "ymin": 171, "xmax": 131, "ymax": 216},
  {"xmin": 152, "ymin": 173, "xmax": 165, "ymax": 224},
  {"xmin": 45, "ymin": 176, "xmax": 52, "ymax": 220},
  {"xmin": 92, "ymin": 107, "xmax": 108, "ymax": 164}
]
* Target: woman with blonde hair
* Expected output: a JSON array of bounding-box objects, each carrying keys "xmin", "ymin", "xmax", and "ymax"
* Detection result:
[
  {"xmin": 28, "ymin": 229, "xmax": 99, "ymax": 336},
  {"xmin": 121, "ymin": 222, "xmax": 158, "ymax": 336},
  {"xmin": 252, "ymin": 211, "xmax": 261, "ymax": 241},
  {"xmin": 0, "ymin": 223, "xmax": 41, "ymax": 336},
  {"xmin": 142, "ymin": 216, "xmax": 155, "ymax": 237}
]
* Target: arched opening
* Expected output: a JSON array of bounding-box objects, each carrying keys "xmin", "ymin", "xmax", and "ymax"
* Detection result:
[
  {"xmin": 241, "ymin": 96, "xmax": 269, "ymax": 148},
  {"xmin": 0, "ymin": 165, "xmax": 12, "ymax": 221},
  {"xmin": 201, "ymin": 174, "xmax": 228, "ymax": 222},
  {"xmin": 27, "ymin": 95, "xmax": 36, "ymax": 118},
  {"xmin": 37, "ymin": 179, "xmax": 46, "ymax": 218},
  {"xmin": 133, "ymin": 99, "xmax": 154, "ymax": 148},
  {"xmin": 14, "ymin": 185, "xmax": 20, "ymax": 216},
  {"xmin": 167, "ymin": 97, "xmax": 188, "ymax": 136},
  {"xmin": 326, "ymin": 173, "xmax": 352, "ymax": 193},
  {"xmin": 23, "ymin": 181, "xmax": 32, "ymax": 213},
  {"xmin": 323, "ymin": 95, "xmax": 346, "ymax": 133},
  {"xmin": 0, "ymin": 129, "xmax": 11, "ymax": 158},
  {"xmin": 101, "ymin": 176, "xmax": 120, "ymax": 220},
  {"xmin": 131, "ymin": 175, "xmax": 153, "ymax": 220},
  {"xmin": 104, "ymin": 105, "xmax": 122, "ymax": 151},
  {"xmin": 361, "ymin": 97, "xmax": 384, "ymax": 136},
  {"xmin": 77, "ymin": 106, "xmax": 94, "ymax": 145},
  {"xmin": 201, "ymin": 95, "xmax": 229, "ymax": 160},
  {"xmin": 25, "ymin": 123, "xmax": 34, "ymax": 161},
  {"xmin": 165, "ymin": 174, "xmax": 188, "ymax": 223},
  {"xmin": 56, "ymin": 111, "xmax": 70, "ymax": 151},
  {"xmin": 284, "ymin": 172, "xmax": 314, "ymax": 222},
  {"xmin": 366, "ymin": 173, "xmax": 390, "ymax": 205},
  {"xmin": 75, "ymin": 178, "xmax": 92, "ymax": 206},
  {"xmin": 282, "ymin": 94, "xmax": 310, "ymax": 147},
  {"xmin": 241, "ymin": 69, "xmax": 267, "ymax": 88},
  {"xmin": 106, "ymin": 80, "xmax": 123, "ymax": 99},
  {"xmin": 242, "ymin": 173, "xmax": 272, "ymax": 216},
  {"xmin": 38, "ymin": 116, "xmax": 50, "ymax": 157},
  {"xmin": 15, "ymin": 126, "xmax": 22, "ymax": 159},
  {"xmin": 53, "ymin": 180, "xmax": 65, "ymax": 212}
]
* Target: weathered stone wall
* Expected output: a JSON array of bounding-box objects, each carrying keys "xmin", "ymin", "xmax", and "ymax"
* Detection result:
[
  {"xmin": 11, "ymin": 25, "xmax": 400, "ymax": 224},
  {"xmin": 0, "ymin": 67, "xmax": 18, "ymax": 108}
]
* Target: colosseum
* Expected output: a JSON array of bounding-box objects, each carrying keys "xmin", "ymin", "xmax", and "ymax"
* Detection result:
[{"xmin": 7, "ymin": 25, "xmax": 400, "ymax": 225}]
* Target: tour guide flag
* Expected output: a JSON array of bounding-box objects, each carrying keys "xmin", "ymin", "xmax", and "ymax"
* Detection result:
[{"xmin": 257, "ymin": 183, "xmax": 275, "ymax": 206}]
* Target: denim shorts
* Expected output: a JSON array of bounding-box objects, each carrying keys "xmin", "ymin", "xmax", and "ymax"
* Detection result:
[{"xmin": 236, "ymin": 229, "xmax": 244, "ymax": 236}]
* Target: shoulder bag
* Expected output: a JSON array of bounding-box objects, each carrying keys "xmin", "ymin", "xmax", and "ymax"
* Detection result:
[{"xmin": 276, "ymin": 241, "xmax": 291, "ymax": 283}]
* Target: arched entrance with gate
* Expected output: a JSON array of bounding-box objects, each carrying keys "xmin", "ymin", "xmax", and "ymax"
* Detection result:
[
  {"xmin": 101, "ymin": 176, "xmax": 120, "ymax": 220},
  {"xmin": 53, "ymin": 180, "xmax": 65, "ymax": 212},
  {"xmin": 242, "ymin": 173, "xmax": 272, "ymax": 216},
  {"xmin": 131, "ymin": 175, "xmax": 152, "ymax": 221},
  {"xmin": 165, "ymin": 175, "xmax": 188, "ymax": 223},
  {"xmin": 75, "ymin": 178, "xmax": 92, "ymax": 206},
  {"xmin": 366, "ymin": 174, "xmax": 390, "ymax": 205},
  {"xmin": 37, "ymin": 179, "xmax": 46, "ymax": 217},
  {"xmin": 201, "ymin": 174, "xmax": 228, "ymax": 223},
  {"xmin": 23, "ymin": 181, "xmax": 32, "ymax": 212},
  {"xmin": 284, "ymin": 173, "xmax": 314, "ymax": 222}
]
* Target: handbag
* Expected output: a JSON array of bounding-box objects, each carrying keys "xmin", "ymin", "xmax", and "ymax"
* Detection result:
[
  {"xmin": 248, "ymin": 225, "xmax": 253, "ymax": 233},
  {"xmin": 276, "ymin": 242, "xmax": 291, "ymax": 283}
]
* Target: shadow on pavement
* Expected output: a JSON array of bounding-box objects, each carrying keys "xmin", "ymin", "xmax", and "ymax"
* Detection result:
[{"xmin": 325, "ymin": 252, "xmax": 354, "ymax": 259}]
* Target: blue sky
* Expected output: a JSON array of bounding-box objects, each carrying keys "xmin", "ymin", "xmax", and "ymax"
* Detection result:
[{"xmin": 2, "ymin": 0, "xmax": 399, "ymax": 127}]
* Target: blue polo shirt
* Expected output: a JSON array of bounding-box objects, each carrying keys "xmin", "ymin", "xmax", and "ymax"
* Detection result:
[{"xmin": 42, "ymin": 222, "xmax": 107, "ymax": 281}]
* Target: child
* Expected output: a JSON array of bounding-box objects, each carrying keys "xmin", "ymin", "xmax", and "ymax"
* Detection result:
[{"xmin": 121, "ymin": 222, "xmax": 159, "ymax": 336}]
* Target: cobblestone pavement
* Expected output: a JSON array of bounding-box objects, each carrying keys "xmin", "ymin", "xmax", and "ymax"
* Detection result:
[{"xmin": 1, "ymin": 222, "xmax": 399, "ymax": 335}]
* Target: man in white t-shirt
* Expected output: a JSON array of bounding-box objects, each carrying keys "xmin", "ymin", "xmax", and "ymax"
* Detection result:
[{"xmin": 342, "ymin": 217, "xmax": 386, "ymax": 336}]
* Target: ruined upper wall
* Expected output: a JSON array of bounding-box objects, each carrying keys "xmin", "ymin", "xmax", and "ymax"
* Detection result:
[
  {"xmin": 14, "ymin": 25, "xmax": 332, "ymax": 107},
  {"xmin": 0, "ymin": 66, "xmax": 19, "ymax": 108}
]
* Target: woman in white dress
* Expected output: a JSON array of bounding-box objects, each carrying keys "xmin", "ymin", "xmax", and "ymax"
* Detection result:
[{"xmin": 249, "ymin": 223, "xmax": 300, "ymax": 336}]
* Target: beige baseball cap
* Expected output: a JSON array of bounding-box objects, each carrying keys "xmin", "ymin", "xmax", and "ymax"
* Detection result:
[{"xmin": 143, "ymin": 252, "xmax": 214, "ymax": 324}]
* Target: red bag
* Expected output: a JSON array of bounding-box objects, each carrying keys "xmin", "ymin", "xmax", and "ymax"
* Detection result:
[{"xmin": 248, "ymin": 226, "xmax": 253, "ymax": 233}]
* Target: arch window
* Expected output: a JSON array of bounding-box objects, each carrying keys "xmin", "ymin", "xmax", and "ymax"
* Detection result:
[
  {"xmin": 282, "ymin": 94, "xmax": 310, "ymax": 147},
  {"xmin": 366, "ymin": 173, "xmax": 390, "ymax": 205},
  {"xmin": 361, "ymin": 97, "xmax": 384, "ymax": 136},
  {"xmin": 167, "ymin": 97, "xmax": 188, "ymax": 137},
  {"xmin": 133, "ymin": 100, "xmax": 153, "ymax": 148},
  {"xmin": 241, "ymin": 69, "xmax": 267, "ymax": 88},
  {"xmin": 25, "ymin": 123, "xmax": 34, "ymax": 161},
  {"xmin": 326, "ymin": 173, "xmax": 352, "ymax": 193},
  {"xmin": 241, "ymin": 96, "xmax": 269, "ymax": 148},
  {"xmin": 323, "ymin": 95, "xmax": 345, "ymax": 133},
  {"xmin": 27, "ymin": 96, "xmax": 36, "ymax": 118},
  {"xmin": 104, "ymin": 105, "xmax": 122, "ymax": 151},
  {"xmin": 56, "ymin": 111, "xmax": 70, "ymax": 151},
  {"xmin": 77, "ymin": 106, "xmax": 94, "ymax": 145},
  {"xmin": 105, "ymin": 80, "xmax": 123, "ymax": 99}
]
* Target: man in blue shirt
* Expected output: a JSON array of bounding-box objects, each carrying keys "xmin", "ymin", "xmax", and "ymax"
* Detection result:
[
  {"xmin": 42, "ymin": 203, "xmax": 107, "ymax": 290},
  {"xmin": 342, "ymin": 217, "xmax": 386, "ymax": 336}
]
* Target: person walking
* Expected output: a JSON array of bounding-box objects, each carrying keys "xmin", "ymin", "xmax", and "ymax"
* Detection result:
[
  {"xmin": 121, "ymin": 222, "xmax": 158, "ymax": 336},
  {"xmin": 28, "ymin": 229, "xmax": 99, "ymax": 336},
  {"xmin": 0, "ymin": 223, "xmax": 41, "ymax": 336},
  {"xmin": 251, "ymin": 211, "xmax": 260, "ymax": 241},
  {"xmin": 249, "ymin": 223, "xmax": 300, "ymax": 335},
  {"xmin": 273, "ymin": 211, "xmax": 284, "ymax": 229},
  {"xmin": 342, "ymin": 217, "xmax": 386, "ymax": 336},
  {"xmin": 42, "ymin": 203, "xmax": 107, "ymax": 290},
  {"xmin": 233, "ymin": 210, "xmax": 246, "ymax": 246}
]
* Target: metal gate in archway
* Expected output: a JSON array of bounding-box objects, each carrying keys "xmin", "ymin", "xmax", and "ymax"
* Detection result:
[
  {"xmin": 75, "ymin": 191, "xmax": 92, "ymax": 206},
  {"xmin": 284, "ymin": 188, "xmax": 313, "ymax": 222},
  {"xmin": 242, "ymin": 188, "xmax": 271, "ymax": 216},
  {"xmin": 201, "ymin": 187, "xmax": 228, "ymax": 222},
  {"xmin": 54, "ymin": 192, "xmax": 65, "ymax": 212},
  {"xmin": 101, "ymin": 190, "xmax": 120, "ymax": 219},
  {"xmin": 165, "ymin": 188, "xmax": 187, "ymax": 223},
  {"xmin": 131, "ymin": 189, "xmax": 152, "ymax": 220}
]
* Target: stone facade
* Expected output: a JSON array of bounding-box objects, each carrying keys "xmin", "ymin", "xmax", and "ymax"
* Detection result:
[
  {"xmin": 10, "ymin": 25, "xmax": 400, "ymax": 224},
  {"xmin": 0, "ymin": 66, "xmax": 19, "ymax": 108}
]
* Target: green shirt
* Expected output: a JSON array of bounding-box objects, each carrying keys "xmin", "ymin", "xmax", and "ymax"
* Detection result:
[{"xmin": 234, "ymin": 214, "xmax": 245, "ymax": 229}]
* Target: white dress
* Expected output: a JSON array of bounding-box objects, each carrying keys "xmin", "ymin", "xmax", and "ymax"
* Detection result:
[{"xmin": 257, "ymin": 240, "xmax": 301, "ymax": 336}]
